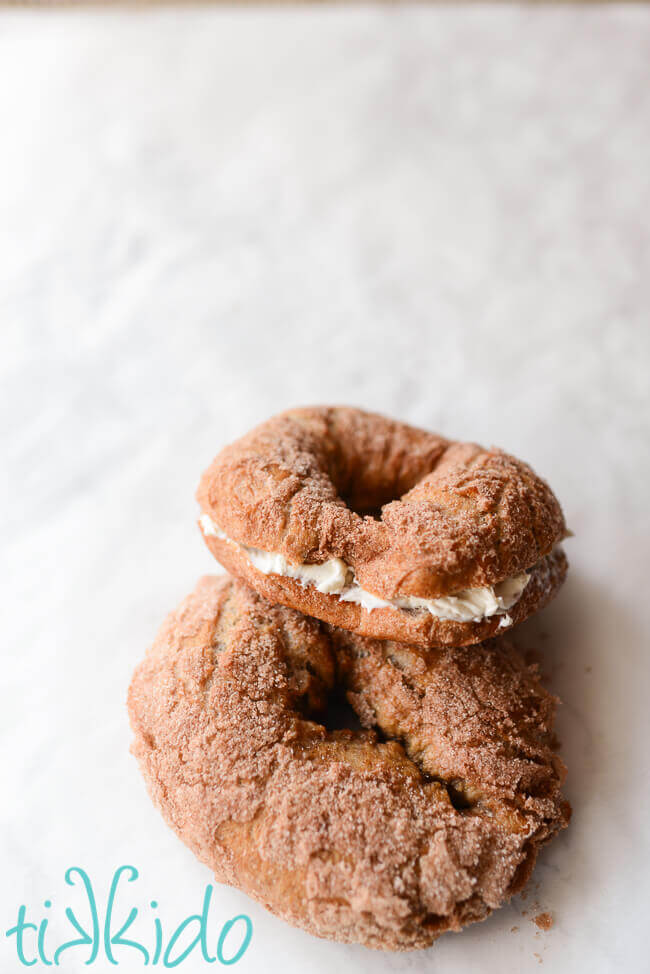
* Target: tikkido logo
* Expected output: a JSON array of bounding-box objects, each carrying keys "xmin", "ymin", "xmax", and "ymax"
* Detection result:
[{"xmin": 5, "ymin": 866, "xmax": 253, "ymax": 968}]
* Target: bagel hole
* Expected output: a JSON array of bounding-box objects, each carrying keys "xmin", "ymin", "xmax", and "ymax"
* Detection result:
[
  {"xmin": 320, "ymin": 690, "xmax": 366, "ymax": 733},
  {"xmin": 337, "ymin": 484, "xmax": 401, "ymax": 521},
  {"xmin": 336, "ymin": 474, "xmax": 408, "ymax": 521},
  {"xmin": 326, "ymin": 422, "xmax": 449, "ymax": 521},
  {"xmin": 339, "ymin": 498, "xmax": 385, "ymax": 521}
]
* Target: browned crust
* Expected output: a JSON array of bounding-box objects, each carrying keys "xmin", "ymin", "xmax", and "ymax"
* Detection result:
[
  {"xmin": 202, "ymin": 532, "xmax": 568, "ymax": 648},
  {"xmin": 128, "ymin": 576, "xmax": 570, "ymax": 951},
  {"xmin": 196, "ymin": 407, "xmax": 568, "ymax": 603}
]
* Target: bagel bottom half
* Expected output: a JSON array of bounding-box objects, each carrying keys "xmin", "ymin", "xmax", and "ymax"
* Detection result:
[
  {"xmin": 128, "ymin": 576, "xmax": 570, "ymax": 951},
  {"xmin": 201, "ymin": 530, "xmax": 568, "ymax": 649}
]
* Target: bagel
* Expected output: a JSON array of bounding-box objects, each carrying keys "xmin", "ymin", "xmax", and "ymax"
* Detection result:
[
  {"xmin": 197, "ymin": 407, "xmax": 568, "ymax": 647},
  {"xmin": 128, "ymin": 575, "xmax": 570, "ymax": 951}
]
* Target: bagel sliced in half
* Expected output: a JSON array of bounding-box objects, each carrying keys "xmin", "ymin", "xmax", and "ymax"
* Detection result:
[
  {"xmin": 197, "ymin": 407, "xmax": 569, "ymax": 648},
  {"xmin": 128, "ymin": 576, "xmax": 570, "ymax": 951}
]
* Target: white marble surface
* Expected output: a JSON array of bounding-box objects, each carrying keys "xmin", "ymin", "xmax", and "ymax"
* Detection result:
[{"xmin": 1, "ymin": 5, "xmax": 649, "ymax": 972}]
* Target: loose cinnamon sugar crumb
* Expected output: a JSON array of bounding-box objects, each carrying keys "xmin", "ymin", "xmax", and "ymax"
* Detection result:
[
  {"xmin": 534, "ymin": 912, "xmax": 553, "ymax": 931},
  {"xmin": 511, "ymin": 925, "xmax": 519, "ymax": 933}
]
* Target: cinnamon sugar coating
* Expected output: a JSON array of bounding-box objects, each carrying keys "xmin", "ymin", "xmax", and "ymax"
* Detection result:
[
  {"xmin": 196, "ymin": 406, "xmax": 568, "ymax": 647},
  {"xmin": 128, "ymin": 576, "xmax": 570, "ymax": 950}
]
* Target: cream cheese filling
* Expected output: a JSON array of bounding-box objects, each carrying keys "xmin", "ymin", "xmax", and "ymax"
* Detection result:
[{"xmin": 199, "ymin": 514, "xmax": 530, "ymax": 624}]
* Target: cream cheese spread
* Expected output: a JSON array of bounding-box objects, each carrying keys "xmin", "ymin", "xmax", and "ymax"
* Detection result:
[{"xmin": 199, "ymin": 514, "xmax": 530, "ymax": 623}]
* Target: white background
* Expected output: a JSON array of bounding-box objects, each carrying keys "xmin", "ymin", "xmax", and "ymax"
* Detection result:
[{"xmin": 1, "ymin": 6, "xmax": 649, "ymax": 973}]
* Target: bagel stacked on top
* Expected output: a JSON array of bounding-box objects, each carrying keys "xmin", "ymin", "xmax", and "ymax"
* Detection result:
[
  {"xmin": 129, "ymin": 407, "xmax": 570, "ymax": 951},
  {"xmin": 196, "ymin": 407, "xmax": 568, "ymax": 648}
]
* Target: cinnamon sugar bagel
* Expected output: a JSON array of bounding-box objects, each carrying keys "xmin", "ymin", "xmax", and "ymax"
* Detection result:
[
  {"xmin": 128, "ymin": 576, "xmax": 570, "ymax": 951},
  {"xmin": 197, "ymin": 407, "xmax": 568, "ymax": 647}
]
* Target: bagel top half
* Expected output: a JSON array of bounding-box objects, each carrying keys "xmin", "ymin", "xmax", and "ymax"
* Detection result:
[{"xmin": 197, "ymin": 407, "xmax": 569, "ymax": 648}]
